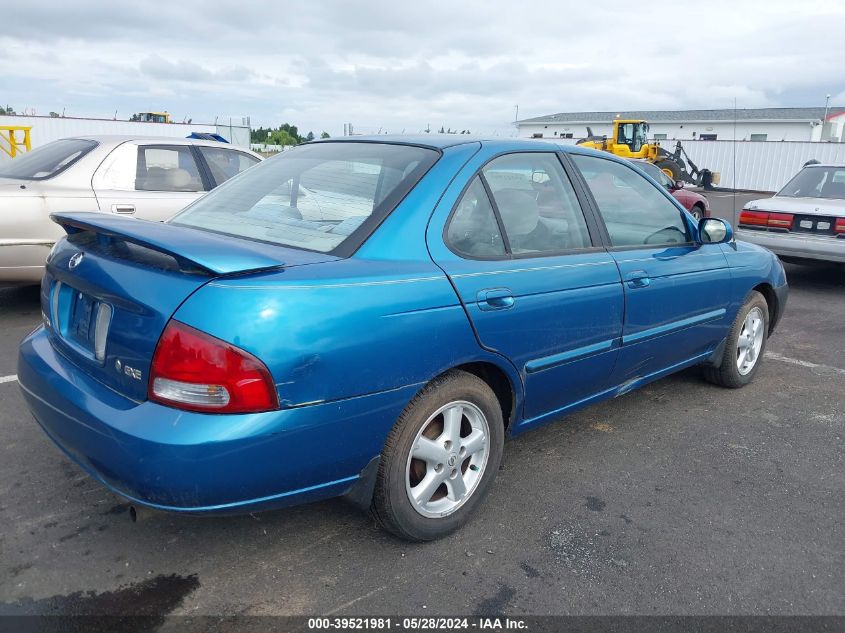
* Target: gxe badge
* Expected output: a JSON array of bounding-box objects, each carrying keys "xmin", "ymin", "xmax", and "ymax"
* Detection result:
[{"xmin": 115, "ymin": 359, "xmax": 142, "ymax": 381}]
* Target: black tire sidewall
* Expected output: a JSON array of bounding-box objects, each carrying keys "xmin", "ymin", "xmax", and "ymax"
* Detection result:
[
  {"xmin": 721, "ymin": 293, "xmax": 769, "ymax": 386},
  {"xmin": 377, "ymin": 372, "xmax": 504, "ymax": 541},
  {"xmin": 656, "ymin": 160, "xmax": 681, "ymax": 180}
]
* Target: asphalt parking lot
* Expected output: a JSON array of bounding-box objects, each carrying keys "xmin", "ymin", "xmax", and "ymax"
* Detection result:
[{"xmin": 0, "ymin": 192, "xmax": 842, "ymax": 617}]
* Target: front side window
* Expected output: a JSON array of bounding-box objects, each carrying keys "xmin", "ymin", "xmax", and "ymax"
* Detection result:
[
  {"xmin": 573, "ymin": 154, "xmax": 690, "ymax": 247},
  {"xmin": 199, "ymin": 147, "xmax": 260, "ymax": 185},
  {"xmin": 136, "ymin": 146, "xmax": 205, "ymax": 192},
  {"xmin": 777, "ymin": 166, "xmax": 845, "ymax": 200},
  {"xmin": 0, "ymin": 138, "xmax": 97, "ymax": 180},
  {"xmin": 171, "ymin": 142, "xmax": 439, "ymax": 254}
]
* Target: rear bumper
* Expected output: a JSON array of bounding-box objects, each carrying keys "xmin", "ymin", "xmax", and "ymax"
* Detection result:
[
  {"xmin": 18, "ymin": 327, "xmax": 417, "ymax": 514},
  {"xmin": 736, "ymin": 229, "xmax": 845, "ymax": 263}
]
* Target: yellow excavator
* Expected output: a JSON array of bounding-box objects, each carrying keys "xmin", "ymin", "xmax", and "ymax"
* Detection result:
[{"xmin": 576, "ymin": 119, "xmax": 716, "ymax": 187}]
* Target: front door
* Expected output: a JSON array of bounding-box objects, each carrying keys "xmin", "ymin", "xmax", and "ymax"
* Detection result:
[
  {"xmin": 570, "ymin": 153, "xmax": 732, "ymax": 386},
  {"xmin": 428, "ymin": 151, "xmax": 624, "ymax": 426}
]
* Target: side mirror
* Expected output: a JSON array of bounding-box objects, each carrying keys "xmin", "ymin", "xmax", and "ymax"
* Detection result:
[
  {"xmin": 698, "ymin": 218, "xmax": 733, "ymax": 244},
  {"xmin": 673, "ymin": 180, "xmax": 685, "ymax": 190}
]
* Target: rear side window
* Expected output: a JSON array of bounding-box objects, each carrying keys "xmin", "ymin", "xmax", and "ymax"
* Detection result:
[
  {"xmin": 446, "ymin": 153, "xmax": 592, "ymax": 259},
  {"xmin": 136, "ymin": 146, "xmax": 205, "ymax": 192},
  {"xmin": 447, "ymin": 176, "xmax": 506, "ymax": 258},
  {"xmin": 483, "ymin": 153, "xmax": 591, "ymax": 255},
  {"xmin": 198, "ymin": 146, "xmax": 260, "ymax": 185},
  {"xmin": 573, "ymin": 154, "xmax": 690, "ymax": 247},
  {"xmin": 0, "ymin": 138, "xmax": 97, "ymax": 180},
  {"xmin": 171, "ymin": 142, "xmax": 439, "ymax": 254}
]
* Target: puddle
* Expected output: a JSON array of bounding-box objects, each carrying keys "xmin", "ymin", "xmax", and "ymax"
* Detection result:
[{"xmin": 1, "ymin": 573, "xmax": 200, "ymax": 622}]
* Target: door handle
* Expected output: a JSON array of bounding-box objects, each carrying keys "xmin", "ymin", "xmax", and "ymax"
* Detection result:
[
  {"xmin": 111, "ymin": 204, "xmax": 136, "ymax": 214},
  {"xmin": 477, "ymin": 288, "xmax": 515, "ymax": 311},
  {"xmin": 625, "ymin": 270, "xmax": 650, "ymax": 288}
]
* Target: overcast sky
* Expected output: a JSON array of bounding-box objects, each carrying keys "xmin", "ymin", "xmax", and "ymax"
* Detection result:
[{"xmin": 2, "ymin": 0, "xmax": 845, "ymax": 136}]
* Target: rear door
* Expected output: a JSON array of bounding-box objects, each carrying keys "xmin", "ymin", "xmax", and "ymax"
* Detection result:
[
  {"xmin": 428, "ymin": 151, "xmax": 623, "ymax": 426},
  {"xmin": 570, "ymin": 153, "xmax": 731, "ymax": 386},
  {"xmin": 93, "ymin": 143, "xmax": 209, "ymax": 221}
]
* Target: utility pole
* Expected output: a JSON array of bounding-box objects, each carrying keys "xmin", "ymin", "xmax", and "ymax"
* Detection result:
[{"xmin": 823, "ymin": 94, "xmax": 831, "ymax": 140}]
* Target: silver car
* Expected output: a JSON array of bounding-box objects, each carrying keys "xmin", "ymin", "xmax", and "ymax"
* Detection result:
[
  {"xmin": 0, "ymin": 136, "xmax": 261, "ymax": 284},
  {"xmin": 736, "ymin": 163, "xmax": 845, "ymax": 264}
]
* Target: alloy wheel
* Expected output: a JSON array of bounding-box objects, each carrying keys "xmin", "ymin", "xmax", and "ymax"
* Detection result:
[
  {"xmin": 405, "ymin": 400, "xmax": 490, "ymax": 518},
  {"xmin": 737, "ymin": 307, "xmax": 765, "ymax": 375}
]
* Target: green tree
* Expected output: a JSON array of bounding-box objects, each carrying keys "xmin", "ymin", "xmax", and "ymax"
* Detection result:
[
  {"xmin": 306, "ymin": 131, "xmax": 315, "ymax": 141},
  {"xmin": 251, "ymin": 123, "xmax": 309, "ymax": 145},
  {"xmin": 320, "ymin": 131, "xmax": 330, "ymax": 139},
  {"xmin": 269, "ymin": 130, "xmax": 298, "ymax": 146}
]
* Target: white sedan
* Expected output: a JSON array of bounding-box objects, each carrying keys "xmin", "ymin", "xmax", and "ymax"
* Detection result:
[
  {"xmin": 737, "ymin": 163, "xmax": 845, "ymax": 264},
  {"xmin": 0, "ymin": 135, "xmax": 261, "ymax": 284}
]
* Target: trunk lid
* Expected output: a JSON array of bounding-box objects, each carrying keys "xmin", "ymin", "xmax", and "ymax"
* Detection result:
[
  {"xmin": 746, "ymin": 196, "xmax": 845, "ymax": 237},
  {"xmin": 43, "ymin": 212, "xmax": 338, "ymax": 401}
]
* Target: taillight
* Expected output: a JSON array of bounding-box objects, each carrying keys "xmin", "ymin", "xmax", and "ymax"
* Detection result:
[
  {"xmin": 738, "ymin": 209, "xmax": 794, "ymax": 230},
  {"xmin": 149, "ymin": 321, "xmax": 278, "ymax": 414},
  {"xmin": 738, "ymin": 210, "xmax": 769, "ymax": 226},
  {"xmin": 767, "ymin": 212, "xmax": 794, "ymax": 228},
  {"xmin": 835, "ymin": 218, "xmax": 845, "ymax": 234}
]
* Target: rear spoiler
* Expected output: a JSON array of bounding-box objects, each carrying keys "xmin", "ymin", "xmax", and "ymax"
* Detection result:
[{"xmin": 50, "ymin": 212, "xmax": 292, "ymax": 276}]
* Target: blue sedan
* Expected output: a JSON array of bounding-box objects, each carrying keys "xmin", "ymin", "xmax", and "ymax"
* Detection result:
[{"xmin": 18, "ymin": 137, "xmax": 787, "ymax": 541}]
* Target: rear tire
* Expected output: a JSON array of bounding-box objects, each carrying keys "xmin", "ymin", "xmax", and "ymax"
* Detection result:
[
  {"xmin": 371, "ymin": 370, "xmax": 504, "ymax": 541},
  {"xmin": 703, "ymin": 291, "xmax": 769, "ymax": 388},
  {"xmin": 655, "ymin": 159, "xmax": 682, "ymax": 180},
  {"xmin": 691, "ymin": 204, "xmax": 704, "ymax": 221}
]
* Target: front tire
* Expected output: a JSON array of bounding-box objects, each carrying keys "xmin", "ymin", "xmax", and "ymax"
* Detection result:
[
  {"xmin": 371, "ymin": 370, "xmax": 504, "ymax": 541},
  {"xmin": 691, "ymin": 204, "xmax": 704, "ymax": 221},
  {"xmin": 703, "ymin": 291, "xmax": 769, "ymax": 388}
]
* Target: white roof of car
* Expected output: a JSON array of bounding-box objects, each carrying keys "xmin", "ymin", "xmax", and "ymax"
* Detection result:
[{"xmin": 67, "ymin": 135, "xmax": 249, "ymax": 149}]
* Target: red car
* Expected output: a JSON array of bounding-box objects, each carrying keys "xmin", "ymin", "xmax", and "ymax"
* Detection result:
[{"xmin": 631, "ymin": 159, "xmax": 711, "ymax": 220}]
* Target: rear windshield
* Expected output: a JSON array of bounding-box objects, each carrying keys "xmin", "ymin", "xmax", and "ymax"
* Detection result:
[
  {"xmin": 777, "ymin": 166, "xmax": 845, "ymax": 200},
  {"xmin": 170, "ymin": 142, "xmax": 439, "ymax": 254},
  {"xmin": 0, "ymin": 138, "xmax": 98, "ymax": 180}
]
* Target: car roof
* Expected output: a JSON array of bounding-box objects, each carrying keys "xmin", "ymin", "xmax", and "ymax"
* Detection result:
[
  {"xmin": 63, "ymin": 134, "xmax": 251, "ymax": 149},
  {"xmin": 310, "ymin": 134, "xmax": 565, "ymax": 151}
]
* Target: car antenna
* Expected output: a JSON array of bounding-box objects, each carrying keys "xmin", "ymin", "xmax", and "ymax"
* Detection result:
[{"xmin": 733, "ymin": 97, "xmax": 738, "ymax": 225}]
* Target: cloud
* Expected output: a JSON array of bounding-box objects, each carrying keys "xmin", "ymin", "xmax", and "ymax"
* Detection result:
[{"xmin": 2, "ymin": 0, "xmax": 845, "ymax": 135}]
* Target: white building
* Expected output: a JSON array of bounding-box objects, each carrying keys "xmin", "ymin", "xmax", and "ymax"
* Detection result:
[{"xmin": 516, "ymin": 107, "xmax": 845, "ymax": 143}]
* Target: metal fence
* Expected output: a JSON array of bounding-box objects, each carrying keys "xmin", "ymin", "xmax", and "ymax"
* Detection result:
[{"xmin": 663, "ymin": 140, "xmax": 845, "ymax": 191}]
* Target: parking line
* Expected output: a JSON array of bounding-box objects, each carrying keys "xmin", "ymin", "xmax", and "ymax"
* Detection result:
[
  {"xmin": 767, "ymin": 352, "xmax": 845, "ymax": 376},
  {"xmin": 0, "ymin": 374, "xmax": 18, "ymax": 384}
]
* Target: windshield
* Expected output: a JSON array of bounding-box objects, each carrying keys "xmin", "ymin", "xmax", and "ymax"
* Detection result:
[
  {"xmin": 170, "ymin": 142, "xmax": 439, "ymax": 254},
  {"xmin": 634, "ymin": 161, "xmax": 672, "ymax": 187},
  {"xmin": 0, "ymin": 138, "xmax": 98, "ymax": 180},
  {"xmin": 777, "ymin": 166, "xmax": 845, "ymax": 200}
]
